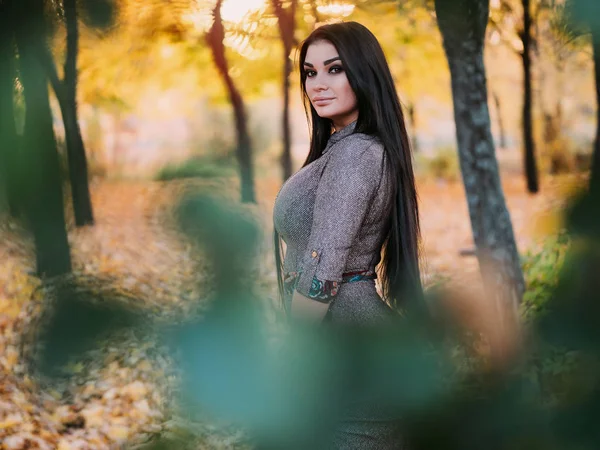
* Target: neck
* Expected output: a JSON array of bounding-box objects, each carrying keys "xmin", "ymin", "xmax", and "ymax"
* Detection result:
[{"xmin": 333, "ymin": 118, "xmax": 358, "ymax": 133}]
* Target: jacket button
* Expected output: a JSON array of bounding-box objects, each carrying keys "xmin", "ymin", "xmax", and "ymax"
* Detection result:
[{"xmin": 311, "ymin": 250, "xmax": 318, "ymax": 258}]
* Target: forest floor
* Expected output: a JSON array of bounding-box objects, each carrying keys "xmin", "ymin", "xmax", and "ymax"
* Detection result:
[{"xmin": 0, "ymin": 150, "xmax": 588, "ymax": 449}]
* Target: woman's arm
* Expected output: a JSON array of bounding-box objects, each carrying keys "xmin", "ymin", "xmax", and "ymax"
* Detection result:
[
  {"xmin": 290, "ymin": 137, "xmax": 385, "ymax": 322},
  {"xmin": 291, "ymin": 290, "xmax": 330, "ymax": 322}
]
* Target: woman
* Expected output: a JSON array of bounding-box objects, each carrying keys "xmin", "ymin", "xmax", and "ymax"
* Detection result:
[
  {"xmin": 274, "ymin": 21, "xmax": 422, "ymax": 324},
  {"xmin": 272, "ymin": 21, "xmax": 422, "ymax": 448}
]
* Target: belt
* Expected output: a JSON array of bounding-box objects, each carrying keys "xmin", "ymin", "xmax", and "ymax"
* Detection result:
[{"xmin": 283, "ymin": 269, "xmax": 376, "ymax": 296}]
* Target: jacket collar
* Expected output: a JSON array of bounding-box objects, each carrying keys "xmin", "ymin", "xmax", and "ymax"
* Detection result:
[{"xmin": 323, "ymin": 120, "xmax": 358, "ymax": 154}]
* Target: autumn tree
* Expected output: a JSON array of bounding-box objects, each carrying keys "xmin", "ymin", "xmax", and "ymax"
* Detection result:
[
  {"xmin": 207, "ymin": 0, "xmax": 256, "ymax": 203},
  {"xmin": 42, "ymin": 0, "xmax": 99, "ymax": 226},
  {"xmin": 434, "ymin": 0, "xmax": 525, "ymax": 331},
  {"xmin": 74, "ymin": 0, "xmax": 265, "ymax": 200},
  {"xmin": 550, "ymin": 0, "xmax": 600, "ymax": 189},
  {"xmin": 76, "ymin": 0, "xmax": 200, "ymax": 170},
  {"xmin": 348, "ymin": 1, "xmax": 450, "ymax": 152},
  {"xmin": 521, "ymin": 0, "xmax": 539, "ymax": 192},
  {"xmin": 0, "ymin": 0, "xmax": 19, "ymax": 216},
  {"xmin": 591, "ymin": 19, "xmax": 600, "ymax": 191},
  {"xmin": 489, "ymin": 0, "xmax": 539, "ymax": 193},
  {"xmin": 14, "ymin": 0, "xmax": 73, "ymax": 276},
  {"xmin": 388, "ymin": 0, "xmax": 450, "ymax": 152},
  {"xmin": 567, "ymin": 0, "xmax": 600, "ymax": 191},
  {"xmin": 272, "ymin": 0, "xmax": 297, "ymax": 181},
  {"xmin": 524, "ymin": 1, "xmax": 592, "ymax": 175}
]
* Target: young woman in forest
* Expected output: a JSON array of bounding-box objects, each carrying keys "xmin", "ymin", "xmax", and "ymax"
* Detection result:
[{"xmin": 272, "ymin": 21, "xmax": 423, "ymax": 448}]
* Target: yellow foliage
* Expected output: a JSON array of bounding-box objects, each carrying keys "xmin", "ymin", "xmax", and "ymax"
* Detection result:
[
  {"xmin": 531, "ymin": 210, "xmax": 564, "ymax": 237},
  {"xmin": 57, "ymin": 440, "xmax": 75, "ymax": 450},
  {"xmin": 0, "ymin": 414, "xmax": 21, "ymax": 430},
  {"xmin": 0, "ymin": 298, "xmax": 21, "ymax": 320},
  {"xmin": 107, "ymin": 425, "xmax": 130, "ymax": 440}
]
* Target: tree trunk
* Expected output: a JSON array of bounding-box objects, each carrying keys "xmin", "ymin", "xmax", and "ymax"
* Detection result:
[
  {"xmin": 58, "ymin": 96, "xmax": 94, "ymax": 225},
  {"xmin": 407, "ymin": 102, "xmax": 419, "ymax": 152},
  {"xmin": 272, "ymin": 0, "xmax": 297, "ymax": 181},
  {"xmin": 14, "ymin": 0, "xmax": 72, "ymax": 277},
  {"xmin": 434, "ymin": 0, "xmax": 525, "ymax": 332},
  {"xmin": 207, "ymin": 0, "xmax": 256, "ymax": 203},
  {"xmin": 492, "ymin": 90, "xmax": 507, "ymax": 150},
  {"xmin": 61, "ymin": 0, "xmax": 94, "ymax": 226},
  {"xmin": 521, "ymin": 0, "xmax": 539, "ymax": 193},
  {"xmin": 281, "ymin": 52, "xmax": 293, "ymax": 180},
  {"xmin": 590, "ymin": 30, "xmax": 600, "ymax": 193},
  {"xmin": 0, "ymin": 0, "xmax": 19, "ymax": 216}
]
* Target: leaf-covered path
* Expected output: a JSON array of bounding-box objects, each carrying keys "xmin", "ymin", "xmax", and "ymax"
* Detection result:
[{"xmin": 0, "ymin": 168, "xmax": 584, "ymax": 449}]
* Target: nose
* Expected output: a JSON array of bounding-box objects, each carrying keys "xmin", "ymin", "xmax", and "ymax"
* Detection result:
[
  {"xmin": 309, "ymin": 73, "xmax": 328, "ymax": 92},
  {"xmin": 311, "ymin": 82, "xmax": 328, "ymax": 94}
]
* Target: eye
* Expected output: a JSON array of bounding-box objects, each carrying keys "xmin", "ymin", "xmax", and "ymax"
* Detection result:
[
  {"xmin": 329, "ymin": 65, "xmax": 343, "ymax": 74},
  {"xmin": 305, "ymin": 69, "xmax": 317, "ymax": 78}
]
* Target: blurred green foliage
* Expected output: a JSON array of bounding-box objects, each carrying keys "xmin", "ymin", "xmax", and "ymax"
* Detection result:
[
  {"xmin": 7, "ymin": 0, "xmax": 598, "ymax": 445},
  {"xmin": 21, "ymin": 182, "xmax": 600, "ymax": 450},
  {"xmin": 416, "ymin": 147, "xmax": 461, "ymax": 181},
  {"xmin": 28, "ymin": 275, "xmax": 146, "ymax": 379},
  {"xmin": 521, "ymin": 231, "xmax": 570, "ymax": 322},
  {"xmin": 155, "ymin": 156, "xmax": 235, "ymax": 181}
]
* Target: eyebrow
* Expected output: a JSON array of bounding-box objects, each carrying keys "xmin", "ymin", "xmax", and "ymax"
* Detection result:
[{"xmin": 303, "ymin": 56, "xmax": 342, "ymax": 68}]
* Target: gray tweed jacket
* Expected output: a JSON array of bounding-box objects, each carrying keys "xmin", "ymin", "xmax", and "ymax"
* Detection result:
[{"xmin": 273, "ymin": 121, "xmax": 393, "ymax": 304}]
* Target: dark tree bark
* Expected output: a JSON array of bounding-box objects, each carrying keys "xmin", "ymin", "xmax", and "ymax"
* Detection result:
[
  {"xmin": 491, "ymin": 90, "xmax": 507, "ymax": 150},
  {"xmin": 207, "ymin": 0, "xmax": 256, "ymax": 203},
  {"xmin": 0, "ymin": 1, "xmax": 19, "ymax": 216},
  {"xmin": 434, "ymin": 0, "xmax": 525, "ymax": 326},
  {"xmin": 14, "ymin": 0, "xmax": 72, "ymax": 277},
  {"xmin": 62, "ymin": 0, "xmax": 94, "ymax": 226},
  {"xmin": 521, "ymin": 0, "xmax": 539, "ymax": 193},
  {"xmin": 590, "ymin": 31, "xmax": 600, "ymax": 193},
  {"xmin": 497, "ymin": 0, "xmax": 539, "ymax": 187},
  {"xmin": 41, "ymin": 0, "xmax": 94, "ymax": 226},
  {"xmin": 272, "ymin": 0, "xmax": 297, "ymax": 181},
  {"xmin": 407, "ymin": 102, "xmax": 419, "ymax": 152}
]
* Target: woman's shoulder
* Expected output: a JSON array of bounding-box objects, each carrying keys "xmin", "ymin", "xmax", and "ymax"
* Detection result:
[{"xmin": 331, "ymin": 132, "xmax": 385, "ymax": 163}]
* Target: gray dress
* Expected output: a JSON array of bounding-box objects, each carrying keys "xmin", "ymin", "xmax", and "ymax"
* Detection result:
[{"xmin": 273, "ymin": 121, "xmax": 407, "ymax": 449}]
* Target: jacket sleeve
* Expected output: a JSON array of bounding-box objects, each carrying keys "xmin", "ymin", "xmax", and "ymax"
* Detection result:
[{"xmin": 295, "ymin": 138, "xmax": 385, "ymax": 303}]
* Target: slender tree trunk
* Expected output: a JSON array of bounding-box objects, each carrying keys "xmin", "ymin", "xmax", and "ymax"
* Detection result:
[
  {"xmin": 492, "ymin": 90, "xmax": 507, "ymax": 150},
  {"xmin": 14, "ymin": 0, "xmax": 72, "ymax": 277},
  {"xmin": 590, "ymin": 31, "xmax": 600, "ymax": 193},
  {"xmin": 0, "ymin": 1, "xmax": 19, "ymax": 216},
  {"xmin": 281, "ymin": 52, "xmax": 293, "ymax": 180},
  {"xmin": 521, "ymin": 0, "xmax": 539, "ymax": 193},
  {"xmin": 207, "ymin": 0, "xmax": 256, "ymax": 203},
  {"xmin": 435, "ymin": 0, "xmax": 525, "ymax": 333},
  {"xmin": 61, "ymin": 0, "xmax": 94, "ymax": 226},
  {"xmin": 272, "ymin": 0, "xmax": 297, "ymax": 181},
  {"xmin": 407, "ymin": 102, "xmax": 419, "ymax": 152}
]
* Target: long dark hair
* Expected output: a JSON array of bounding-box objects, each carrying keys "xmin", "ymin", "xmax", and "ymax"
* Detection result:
[{"xmin": 274, "ymin": 21, "xmax": 423, "ymax": 310}]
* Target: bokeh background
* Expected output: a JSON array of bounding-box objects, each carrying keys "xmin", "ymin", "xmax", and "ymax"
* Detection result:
[{"xmin": 1, "ymin": 0, "xmax": 600, "ymax": 448}]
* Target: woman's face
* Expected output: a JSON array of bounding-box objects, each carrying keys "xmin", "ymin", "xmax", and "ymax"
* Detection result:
[{"xmin": 303, "ymin": 40, "xmax": 358, "ymax": 131}]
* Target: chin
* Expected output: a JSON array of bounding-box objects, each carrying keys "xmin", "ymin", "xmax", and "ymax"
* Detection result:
[{"xmin": 315, "ymin": 107, "xmax": 339, "ymax": 120}]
